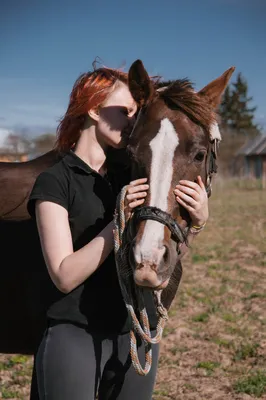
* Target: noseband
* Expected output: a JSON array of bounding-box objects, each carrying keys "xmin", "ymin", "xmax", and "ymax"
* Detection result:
[{"xmin": 132, "ymin": 206, "xmax": 186, "ymax": 244}]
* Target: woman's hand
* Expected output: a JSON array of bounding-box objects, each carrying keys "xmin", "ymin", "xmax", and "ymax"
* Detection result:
[
  {"xmin": 124, "ymin": 178, "xmax": 149, "ymax": 219},
  {"xmin": 174, "ymin": 175, "xmax": 209, "ymax": 227}
]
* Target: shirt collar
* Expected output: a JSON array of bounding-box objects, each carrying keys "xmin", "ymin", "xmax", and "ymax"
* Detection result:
[
  {"xmin": 64, "ymin": 150, "xmax": 94, "ymax": 175},
  {"xmin": 64, "ymin": 149, "xmax": 131, "ymax": 176}
]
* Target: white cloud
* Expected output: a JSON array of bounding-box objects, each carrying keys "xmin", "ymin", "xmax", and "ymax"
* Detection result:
[{"xmin": 0, "ymin": 127, "xmax": 13, "ymax": 146}]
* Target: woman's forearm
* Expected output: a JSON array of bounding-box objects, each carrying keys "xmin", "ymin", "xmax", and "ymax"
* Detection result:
[{"xmin": 57, "ymin": 221, "xmax": 114, "ymax": 293}]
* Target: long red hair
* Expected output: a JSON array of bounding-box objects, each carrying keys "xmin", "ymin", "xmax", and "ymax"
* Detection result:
[{"xmin": 55, "ymin": 67, "xmax": 128, "ymax": 153}]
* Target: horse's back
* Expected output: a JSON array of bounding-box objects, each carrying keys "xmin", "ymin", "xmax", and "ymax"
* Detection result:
[{"xmin": 0, "ymin": 150, "xmax": 60, "ymax": 220}]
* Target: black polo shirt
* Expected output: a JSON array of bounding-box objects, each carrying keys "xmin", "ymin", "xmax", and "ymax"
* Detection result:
[{"xmin": 27, "ymin": 150, "xmax": 158, "ymax": 333}]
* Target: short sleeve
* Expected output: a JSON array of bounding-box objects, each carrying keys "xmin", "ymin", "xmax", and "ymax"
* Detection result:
[{"xmin": 27, "ymin": 171, "xmax": 68, "ymax": 218}]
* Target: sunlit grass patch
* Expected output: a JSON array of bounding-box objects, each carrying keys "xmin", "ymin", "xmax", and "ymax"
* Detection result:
[
  {"xmin": 167, "ymin": 308, "xmax": 177, "ymax": 317},
  {"xmin": 169, "ymin": 345, "xmax": 188, "ymax": 356},
  {"xmin": 212, "ymin": 337, "xmax": 233, "ymax": 349},
  {"xmin": 183, "ymin": 383, "xmax": 197, "ymax": 391},
  {"xmin": 158, "ymin": 354, "xmax": 179, "ymax": 367},
  {"xmin": 174, "ymin": 292, "xmax": 187, "ymax": 309},
  {"xmin": 244, "ymin": 292, "xmax": 266, "ymax": 301},
  {"xmin": 195, "ymin": 361, "xmax": 220, "ymax": 375},
  {"xmin": 192, "ymin": 312, "xmax": 209, "ymax": 323},
  {"xmin": 233, "ymin": 370, "xmax": 266, "ymax": 397},
  {"xmin": 225, "ymin": 325, "xmax": 250, "ymax": 337},
  {"xmin": 0, "ymin": 354, "xmax": 30, "ymax": 370},
  {"xmin": 162, "ymin": 326, "xmax": 175, "ymax": 337},
  {"xmin": 233, "ymin": 342, "xmax": 260, "ymax": 361},
  {"xmin": 191, "ymin": 253, "xmax": 213, "ymax": 263},
  {"xmin": 221, "ymin": 312, "xmax": 239, "ymax": 323},
  {"xmin": 1, "ymin": 387, "xmax": 20, "ymax": 399},
  {"xmin": 153, "ymin": 388, "xmax": 170, "ymax": 398}
]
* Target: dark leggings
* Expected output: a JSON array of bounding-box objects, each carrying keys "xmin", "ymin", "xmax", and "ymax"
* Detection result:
[{"xmin": 33, "ymin": 323, "xmax": 159, "ymax": 400}]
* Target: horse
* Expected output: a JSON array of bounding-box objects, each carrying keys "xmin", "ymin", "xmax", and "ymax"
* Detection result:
[
  {"xmin": 0, "ymin": 59, "xmax": 235, "ymax": 357},
  {"xmin": 124, "ymin": 59, "xmax": 234, "ymax": 302}
]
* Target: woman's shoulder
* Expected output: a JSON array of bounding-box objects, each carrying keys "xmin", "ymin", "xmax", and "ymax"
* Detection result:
[
  {"xmin": 35, "ymin": 153, "xmax": 70, "ymax": 184},
  {"xmin": 27, "ymin": 155, "xmax": 71, "ymax": 217}
]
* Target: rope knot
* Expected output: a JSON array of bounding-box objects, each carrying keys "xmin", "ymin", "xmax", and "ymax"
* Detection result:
[{"xmin": 157, "ymin": 304, "xmax": 169, "ymax": 321}]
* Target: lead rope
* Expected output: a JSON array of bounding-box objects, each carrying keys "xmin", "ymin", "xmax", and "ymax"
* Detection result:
[{"xmin": 113, "ymin": 185, "xmax": 169, "ymax": 376}]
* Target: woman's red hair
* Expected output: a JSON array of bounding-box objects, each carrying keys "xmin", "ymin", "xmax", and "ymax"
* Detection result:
[{"xmin": 54, "ymin": 66, "xmax": 128, "ymax": 153}]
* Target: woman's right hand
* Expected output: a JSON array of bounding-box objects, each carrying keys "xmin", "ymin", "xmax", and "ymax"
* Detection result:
[{"xmin": 124, "ymin": 178, "xmax": 149, "ymax": 219}]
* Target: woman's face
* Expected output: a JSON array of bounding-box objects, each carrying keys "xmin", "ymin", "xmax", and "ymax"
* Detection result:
[{"xmin": 96, "ymin": 82, "xmax": 137, "ymax": 149}]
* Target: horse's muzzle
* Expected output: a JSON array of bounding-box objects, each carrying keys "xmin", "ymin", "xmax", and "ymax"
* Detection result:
[{"xmin": 134, "ymin": 263, "xmax": 170, "ymax": 289}]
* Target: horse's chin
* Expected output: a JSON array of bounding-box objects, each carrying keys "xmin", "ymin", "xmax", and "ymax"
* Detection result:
[
  {"xmin": 153, "ymin": 279, "xmax": 170, "ymax": 290},
  {"xmin": 134, "ymin": 267, "xmax": 170, "ymax": 290}
]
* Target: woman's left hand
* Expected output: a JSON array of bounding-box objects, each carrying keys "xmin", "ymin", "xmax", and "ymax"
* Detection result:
[
  {"xmin": 174, "ymin": 175, "xmax": 209, "ymax": 227},
  {"xmin": 124, "ymin": 178, "xmax": 149, "ymax": 220}
]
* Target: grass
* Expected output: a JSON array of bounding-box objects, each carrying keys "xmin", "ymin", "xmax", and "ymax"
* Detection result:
[
  {"xmin": 1, "ymin": 388, "xmax": 20, "ymax": 399},
  {"xmin": 233, "ymin": 370, "xmax": 266, "ymax": 397},
  {"xmin": 233, "ymin": 343, "xmax": 260, "ymax": 361},
  {"xmin": 195, "ymin": 361, "xmax": 220, "ymax": 375},
  {"xmin": 1, "ymin": 183, "xmax": 266, "ymax": 399},
  {"xmin": 212, "ymin": 337, "xmax": 233, "ymax": 348},
  {"xmin": 154, "ymin": 184, "xmax": 266, "ymax": 399},
  {"xmin": 192, "ymin": 312, "xmax": 209, "ymax": 323}
]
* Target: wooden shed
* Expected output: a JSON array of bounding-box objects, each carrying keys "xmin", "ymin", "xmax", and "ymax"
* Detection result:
[{"xmin": 235, "ymin": 135, "xmax": 266, "ymax": 187}]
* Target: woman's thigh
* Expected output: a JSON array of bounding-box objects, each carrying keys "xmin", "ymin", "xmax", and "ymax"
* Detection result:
[
  {"xmin": 99, "ymin": 332, "xmax": 160, "ymax": 400},
  {"xmin": 36, "ymin": 323, "xmax": 107, "ymax": 400}
]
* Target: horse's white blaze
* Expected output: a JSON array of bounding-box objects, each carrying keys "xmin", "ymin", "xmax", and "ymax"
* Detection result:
[
  {"xmin": 135, "ymin": 118, "xmax": 179, "ymax": 264},
  {"xmin": 210, "ymin": 122, "xmax": 221, "ymax": 141}
]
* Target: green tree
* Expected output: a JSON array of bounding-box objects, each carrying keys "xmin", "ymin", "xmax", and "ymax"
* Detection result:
[{"xmin": 219, "ymin": 73, "xmax": 260, "ymax": 136}]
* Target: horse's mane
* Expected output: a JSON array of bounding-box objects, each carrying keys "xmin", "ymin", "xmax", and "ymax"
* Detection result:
[{"xmin": 157, "ymin": 79, "xmax": 217, "ymax": 131}]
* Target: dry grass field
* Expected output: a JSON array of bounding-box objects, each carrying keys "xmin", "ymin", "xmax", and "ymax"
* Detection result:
[{"xmin": 1, "ymin": 179, "xmax": 265, "ymax": 399}]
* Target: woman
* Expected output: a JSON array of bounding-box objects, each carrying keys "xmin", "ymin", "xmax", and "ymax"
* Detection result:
[{"xmin": 27, "ymin": 65, "xmax": 208, "ymax": 400}]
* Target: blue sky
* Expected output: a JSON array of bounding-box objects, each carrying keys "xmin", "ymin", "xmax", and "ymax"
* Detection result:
[{"xmin": 0, "ymin": 0, "xmax": 265, "ymax": 144}]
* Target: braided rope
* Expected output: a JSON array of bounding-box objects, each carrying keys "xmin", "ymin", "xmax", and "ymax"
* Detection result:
[{"xmin": 113, "ymin": 186, "xmax": 169, "ymax": 376}]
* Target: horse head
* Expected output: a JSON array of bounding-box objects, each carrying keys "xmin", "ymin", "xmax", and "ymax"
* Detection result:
[{"xmin": 126, "ymin": 59, "xmax": 235, "ymax": 290}]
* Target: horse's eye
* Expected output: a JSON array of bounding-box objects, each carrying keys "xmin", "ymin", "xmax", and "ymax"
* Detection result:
[{"xmin": 194, "ymin": 151, "xmax": 205, "ymax": 162}]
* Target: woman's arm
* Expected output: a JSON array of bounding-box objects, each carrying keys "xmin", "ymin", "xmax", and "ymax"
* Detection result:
[
  {"xmin": 35, "ymin": 178, "xmax": 149, "ymax": 294},
  {"xmin": 36, "ymin": 200, "xmax": 115, "ymax": 294}
]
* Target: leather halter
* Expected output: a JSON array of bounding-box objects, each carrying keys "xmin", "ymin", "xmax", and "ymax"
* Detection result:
[
  {"xmin": 205, "ymin": 138, "xmax": 219, "ymax": 197},
  {"xmin": 132, "ymin": 206, "xmax": 187, "ymax": 244}
]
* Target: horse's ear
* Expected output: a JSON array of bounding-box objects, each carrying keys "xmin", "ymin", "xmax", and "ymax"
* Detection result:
[
  {"xmin": 198, "ymin": 67, "xmax": 236, "ymax": 109},
  {"xmin": 128, "ymin": 59, "xmax": 155, "ymax": 107}
]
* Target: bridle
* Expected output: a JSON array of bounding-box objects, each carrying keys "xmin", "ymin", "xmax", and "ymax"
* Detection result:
[
  {"xmin": 205, "ymin": 137, "xmax": 219, "ymax": 197},
  {"xmin": 131, "ymin": 206, "xmax": 187, "ymax": 244}
]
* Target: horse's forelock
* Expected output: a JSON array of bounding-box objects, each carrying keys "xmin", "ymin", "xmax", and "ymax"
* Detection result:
[{"xmin": 157, "ymin": 79, "xmax": 217, "ymax": 132}]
